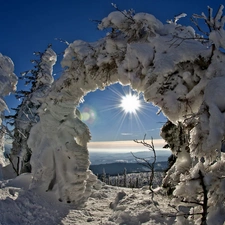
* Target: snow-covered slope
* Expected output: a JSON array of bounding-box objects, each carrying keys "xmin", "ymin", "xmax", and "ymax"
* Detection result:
[{"xmin": 0, "ymin": 175, "xmax": 176, "ymax": 225}]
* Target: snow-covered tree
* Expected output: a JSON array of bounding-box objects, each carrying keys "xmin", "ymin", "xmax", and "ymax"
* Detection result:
[
  {"xmin": 10, "ymin": 46, "xmax": 56, "ymax": 174},
  {"xmin": 0, "ymin": 53, "xmax": 17, "ymax": 179},
  {"xmin": 25, "ymin": 4, "xmax": 225, "ymax": 222}
]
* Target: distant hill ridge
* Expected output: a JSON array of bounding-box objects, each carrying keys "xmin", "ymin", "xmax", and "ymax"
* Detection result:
[
  {"xmin": 89, "ymin": 150, "xmax": 171, "ymax": 165},
  {"xmin": 90, "ymin": 161, "xmax": 168, "ymax": 176}
]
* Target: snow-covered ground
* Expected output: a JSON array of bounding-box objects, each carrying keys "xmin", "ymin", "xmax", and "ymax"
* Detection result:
[{"xmin": 0, "ymin": 174, "xmax": 177, "ymax": 225}]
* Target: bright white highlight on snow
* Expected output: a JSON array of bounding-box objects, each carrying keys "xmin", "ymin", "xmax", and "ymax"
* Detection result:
[{"xmin": 120, "ymin": 93, "xmax": 141, "ymax": 114}]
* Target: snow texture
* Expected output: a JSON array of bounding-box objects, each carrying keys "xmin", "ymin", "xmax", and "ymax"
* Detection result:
[{"xmin": 0, "ymin": 176, "xmax": 177, "ymax": 225}]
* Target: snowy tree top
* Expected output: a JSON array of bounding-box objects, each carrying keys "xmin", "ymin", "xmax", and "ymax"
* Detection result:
[{"xmin": 0, "ymin": 53, "xmax": 17, "ymax": 112}]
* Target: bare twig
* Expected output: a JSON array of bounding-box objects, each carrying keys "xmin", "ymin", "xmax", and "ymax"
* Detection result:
[
  {"xmin": 54, "ymin": 38, "xmax": 69, "ymax": 46},
  {"xmin": 89, "ymin": 19, "xmax": 102, "ymax": 24},
  {"xmin": 132, "ymin": 135, "xmax": 156, "ymax": 193},
  {"xmin": 191, "ymin": 5, "xmax": 225, "ymax": 36},
  {"xmin": 191, "ymin": 16, "xmax": 209, "ymax": 36}
]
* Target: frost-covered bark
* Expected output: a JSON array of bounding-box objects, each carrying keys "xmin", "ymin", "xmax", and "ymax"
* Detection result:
[
  {"xmin": 27, "ymin": 5, "xmax": 225, "ymax": 220},
  {"xmin": 11, "ymin": 47, "xmax": 56, "ymax": 174},
  {"xmin": 0, "ymin": 54, "xmax": 17, "ymax": 179}
]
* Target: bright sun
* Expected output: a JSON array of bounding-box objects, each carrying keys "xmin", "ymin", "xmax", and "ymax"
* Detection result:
[{"xmin": 120, "ymin": 93, "xmax": 141, "ymax": 114}]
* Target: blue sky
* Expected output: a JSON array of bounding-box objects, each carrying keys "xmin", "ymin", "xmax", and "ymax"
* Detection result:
[{"xmin": 0, "ymin": 0, "xmax": 223, "ymax": 143}]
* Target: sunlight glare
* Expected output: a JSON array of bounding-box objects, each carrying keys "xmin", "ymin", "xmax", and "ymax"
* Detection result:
[{"xmin": 120, "ymin": 93, "xmax": 141, "ymax": 114}]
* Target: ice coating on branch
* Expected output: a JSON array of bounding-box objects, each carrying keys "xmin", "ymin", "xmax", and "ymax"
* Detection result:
[{"xmin": 28, "ymin": 6, "xmax": 225, "ymax": 220}]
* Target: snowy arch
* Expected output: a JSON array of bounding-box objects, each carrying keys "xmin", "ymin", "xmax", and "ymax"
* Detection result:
[{"xmin": 28, "ymin": 8, "xmax": 225, "ymax": 211}]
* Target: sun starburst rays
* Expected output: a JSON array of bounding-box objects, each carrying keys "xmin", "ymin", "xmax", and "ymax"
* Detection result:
[
  {"xmin": 119, "ymin": 93, "xmax": 141, "ymax": 114},
  {"xmin": 98, "ymin": 85, "xmax": 154, "ymax": 140},
  {"xmin": 80, "ymin": 84, "xmax": 157, "ymax": 141}
]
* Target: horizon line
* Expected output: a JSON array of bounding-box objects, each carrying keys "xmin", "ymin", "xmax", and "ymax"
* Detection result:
[{"xmin": 88, "ymin": 139, "xmax": 167, "ymax": 152}]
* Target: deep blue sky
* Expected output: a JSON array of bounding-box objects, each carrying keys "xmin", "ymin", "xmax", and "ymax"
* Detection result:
[{"xmin": 0, "ymin": 0, "xmax": 223, "ymax": 142}]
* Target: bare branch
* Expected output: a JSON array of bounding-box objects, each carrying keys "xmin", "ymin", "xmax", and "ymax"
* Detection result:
[
  {"xmin": 54, "ymin": 38, "xmax": 69, "ymax": 46},
  {"xmin": 132, "ymin": 135, "xmax": 156, "ymax": 195},
  {"xmin": 190, "ymin": 17, "xmax": 209, "ymax": 36},
  {"xmin": 89, "ymin": 19, "xmax": 102, "ymax": 24}
]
